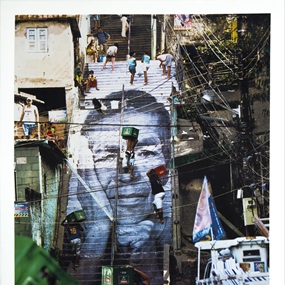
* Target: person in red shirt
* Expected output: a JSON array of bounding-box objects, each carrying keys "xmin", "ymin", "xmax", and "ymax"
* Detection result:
[{"xmin": 86, "ymin": 70, "xmax": 99, "ymax": 92}]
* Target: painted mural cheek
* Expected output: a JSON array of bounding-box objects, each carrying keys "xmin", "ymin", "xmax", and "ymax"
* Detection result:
[{"xmin": 136, "ymin": 143, "xmax": 166, "ymax": 173}]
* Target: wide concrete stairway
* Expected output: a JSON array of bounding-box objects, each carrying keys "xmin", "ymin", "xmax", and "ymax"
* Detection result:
[
  {"xmin": 64, "ymin": 62, "xmax": 179, "ymax": 285},
  {"xmin": 61, "ymin": 15, "xmax": 180, "ymax": 285},
  {"xmin": 91, "ymin": 14, "xmax": 162, "ymax": 61},
  {"xmin": 81, "ymin": 60, "xmax": 178, "ymax": 110}
]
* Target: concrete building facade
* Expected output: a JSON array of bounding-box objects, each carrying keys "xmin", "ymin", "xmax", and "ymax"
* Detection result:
[
  {"xmin": 14, "ymin": 141, "xmax": 65, "ymax": 251},
  {"xmin": 14, "ymin": 15, "xmax": 91, "ymax": 122}
]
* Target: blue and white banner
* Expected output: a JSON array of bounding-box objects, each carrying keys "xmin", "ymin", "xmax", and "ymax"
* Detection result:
[
  {"xmin": 193, "ymin": 176, "xmax": 226, "ymax": 242},
  {"xmin": 209, "ymin": 194, "xmax": 226, "ymax": 241},
  {"xmin": 193, "ymin": 176, "xmax": 212, "ymax": 242}
]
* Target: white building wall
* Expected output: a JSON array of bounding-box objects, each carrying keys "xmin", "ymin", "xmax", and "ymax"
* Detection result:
[
  {"xmin": 15, "ymin": 20, "xmax": 74, "ymax": 89},
  {"xmin": 74, "ymin": 14, "xmax": 91, "ymax": 71}
]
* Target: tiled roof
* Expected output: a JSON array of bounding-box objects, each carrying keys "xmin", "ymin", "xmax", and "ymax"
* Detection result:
[
  {"xmin": 15, "ymin": 15, "xmax": 81, "ymax": 38},
  {"xmin": 15, "ymin": 15, "xmax": 79, "ymax": 21}
]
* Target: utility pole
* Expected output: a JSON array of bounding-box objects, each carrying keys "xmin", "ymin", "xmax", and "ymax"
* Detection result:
[
  {"xmin": 238, "ymin": 52, "xmax": 253, "ymax": 188},
  {"xmin": 160, "ymin": 15, "xmax": 166, "ymax": 54},
  {"xmin": 151, "ymin": 15, "xmax": 157, "ymax": 59},
  {"xmin": 237, "ymin": 15, "xmax": 256, "ymax": 236},
  {"xmin": 111, "ymin": 85, "xmax": 125, "ymax": 265},
  {"xmin": 237, "ymin": 15, "xmax": 254, "ymax": 187},
  {"xmin": 170, "ymin": 84, "xmax": 181, "ymax": 252},
  {"xmin": 234, "ymin": 15, "xmax": 252, "ymax": 185},
  {"xmin": 127, "ymin": 16, "xmax": 132, "ymax": 57}
]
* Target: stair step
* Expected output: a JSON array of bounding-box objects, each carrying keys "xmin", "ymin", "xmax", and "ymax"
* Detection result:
[
  {"xmin": 79, "ymin": 60, "xmax": 178, "ymax": 111},
  {"xmin": 95, "ymin": 14, "xmax": 162, "ymax": 61}
]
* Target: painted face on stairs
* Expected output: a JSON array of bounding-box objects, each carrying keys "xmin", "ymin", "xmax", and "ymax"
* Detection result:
[
  {"xmin": 88, "ymin": 112, "xmax": 167, "ymax": 204},
  {"xmin": 67, "ymin": 90, "xmax": 172, "ymax": 284}
]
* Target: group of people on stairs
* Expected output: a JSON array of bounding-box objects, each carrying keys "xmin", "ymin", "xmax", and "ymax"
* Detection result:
[
  {"xmin": 75, "ymin": 69, "xmax": 99, "ymax": 97},
  {"xmin": 83, "ymin": 24, "xmax": 174, "ymax": 84}
]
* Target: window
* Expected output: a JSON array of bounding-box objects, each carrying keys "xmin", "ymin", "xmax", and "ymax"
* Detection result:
[{"xmin": 27, "ymin": 28, "xmax": 48, "ymax": 52}]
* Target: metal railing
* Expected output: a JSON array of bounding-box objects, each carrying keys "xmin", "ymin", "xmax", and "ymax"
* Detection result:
[{"xmin": 14, "ymin": 121, "xmax": 67, "ymax": 151}]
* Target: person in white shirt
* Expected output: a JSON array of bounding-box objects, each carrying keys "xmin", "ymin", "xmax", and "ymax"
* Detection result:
[
  {"xmin": 102, "ymin": 43, "xmax": 119, "ymax": 71},
  {"xmin": 157, "ymin": 53, "xmax": 174, "ymax": 78},
  {"xmin": 19, "ymin": 97, "xmax": 39, "ymax": 136},
  {"xmin": 141, "ymin": 51, "xmax": 151, "ymax": 85},
  {"xmin": 119, "ymin": 15, "xmax": 129, "ymax": 37}
]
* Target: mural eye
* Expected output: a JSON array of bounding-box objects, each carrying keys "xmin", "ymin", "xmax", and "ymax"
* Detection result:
[
  {"xmin": 95, "ymin": 153, "xmax": 117, "ymax": 163},
  {"xmin": 93, "ymin": 148, "xmax": 118, "ymax": 162},
  {"xmin": 138, "ymin": 150, "xmax": 156, "ymax": 157}
]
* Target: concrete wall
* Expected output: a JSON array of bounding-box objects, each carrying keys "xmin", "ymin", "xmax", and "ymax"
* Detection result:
[
  {"xmin": 65, "ymin": 15, "xmax": 91, "ymax": 121},
  {"xmin": 14, "ymin": 20, "xmax": 74, "ymax": 89},
  {"xmin": 14, "ymin": 145, "xmax": 63, "ymax": 250},
  {"xmin": 15, "ymin": 146, "xmax": 41, "ymax": 243},
  {"xmin": 14, "ymin": 19, "xmax": 81, "ymax": 123},
  {"xmin": 15, "ymin": 147, "xmax": 40, "ymax": 198},
  {"xmin": 77, "ymin": 15, "xmax": 91, "ymax": 69},
  {"xmin": 40, "ymin": 153, "xmax": 62, "ymax": 251}
]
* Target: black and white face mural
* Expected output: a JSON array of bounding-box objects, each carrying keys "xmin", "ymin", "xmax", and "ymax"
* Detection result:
[{"xmin": 67, "ymin": 90, "xmax": 172, "ymax": 284}]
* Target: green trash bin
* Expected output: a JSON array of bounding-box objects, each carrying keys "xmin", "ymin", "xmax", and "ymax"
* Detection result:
[
  {"xmin": 121, "ymin": 127, "xmax": 139, "ymax": 140},
  {"xmin": 102, "ymin": 266, "xmax": 134, "ymax": 285},
  {"xmin": 66, "ymin": 209, "xmax": 87, "ymax": 223}
]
